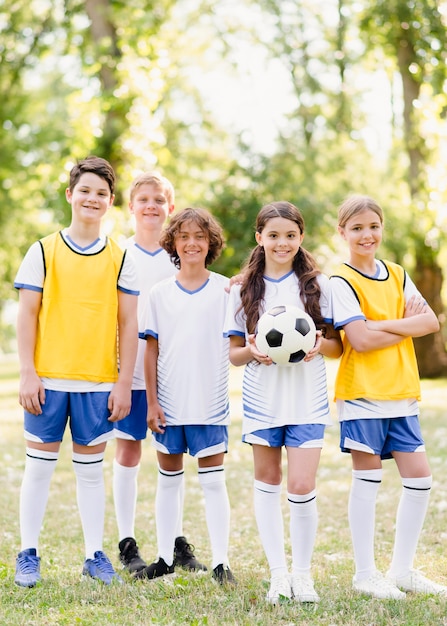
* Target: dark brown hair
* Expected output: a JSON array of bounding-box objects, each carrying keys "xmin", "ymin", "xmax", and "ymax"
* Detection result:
[
  {"xmin": 69, "ymin": 155, "xmax": 115, "ymax": 195},
  {"xmin": 240, "ymin": 201, "xmax": 324, "ymax": 334},
  {"xmin": 160, "ymin": 207, "xmax": 225, "ymax": 269}
]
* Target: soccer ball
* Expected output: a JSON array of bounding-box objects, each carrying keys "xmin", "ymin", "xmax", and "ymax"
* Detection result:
[{"xmin": 256, "ymin": 305, "xmax": 317, "ymax": 365}]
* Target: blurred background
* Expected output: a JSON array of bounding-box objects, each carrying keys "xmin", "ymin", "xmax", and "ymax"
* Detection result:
[{"xmin": 0, "ymin": 0, "xmax": 446, "ymax": 376}]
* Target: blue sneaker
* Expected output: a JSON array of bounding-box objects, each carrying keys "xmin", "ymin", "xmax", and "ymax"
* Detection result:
[
  {"xmin": 82, "ymin": 551, "xmax": 123, "ymax": 585},
  {"xmin": 15, "ymin": 548, "xmax": 41, "ymax": 588}
]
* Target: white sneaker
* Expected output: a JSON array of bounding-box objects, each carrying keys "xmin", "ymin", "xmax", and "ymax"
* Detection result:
[
  {"xmin": 387, "ymin": 570, "xmax": 447, "ymax": 595},
  {"xmin": 353, "ymin": 570, "xmax": 406, "ymax": 599},
  {"xmin": 266, "ymin": 575, "xmax": 292, "ymax": 605},
  {"xmin": 290, "ymin": 574, "xmax": 320, "ymax": 603}
]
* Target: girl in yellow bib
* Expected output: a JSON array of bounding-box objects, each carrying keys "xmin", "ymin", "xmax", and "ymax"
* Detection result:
[{"xmin": 331, "ymin": 194, "xmax": 444, "ymax": 599}]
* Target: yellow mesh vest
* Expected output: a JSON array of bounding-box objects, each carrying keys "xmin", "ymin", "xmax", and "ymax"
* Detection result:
[
  {"xmin": 35, "ymin": 232, "xmax": 124, "ymax": 382},
  {"xmin": 333, "ymin": 261, "xmax": 421, "ymax": 401}
]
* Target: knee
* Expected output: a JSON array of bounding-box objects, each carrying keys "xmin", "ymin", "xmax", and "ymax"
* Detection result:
[{"xmin": 115, "ymin": 439, "xmax": 141, "ymax": 466}]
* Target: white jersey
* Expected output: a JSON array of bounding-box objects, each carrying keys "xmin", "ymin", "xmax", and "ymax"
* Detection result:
[
  {"xmin": 14, "ymin": 229, "xmax": 139, "ymax": 392},
  {"xmin": 331, "ymin": 259, "xmax": 421, "ymax": 421},
  {"xmin": 223, "ymin": 271, "xmax": 333, "ymax": 435},
  {"xmin": 143, "ymin": 272, "xmax": 230, "ymax": 426},
  {"xmin": 125, "ymin": 237, "xmax": 176, "ymax": 389}
]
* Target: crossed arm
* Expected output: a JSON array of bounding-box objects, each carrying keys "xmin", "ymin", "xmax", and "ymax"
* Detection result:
[{"xmin": 343, "ymin": 295, "xmax": 440, "ymax": 353}]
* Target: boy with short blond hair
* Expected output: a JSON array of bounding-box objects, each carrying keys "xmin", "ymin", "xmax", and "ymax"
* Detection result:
[{"xmin": 114, "ymin": 172, "xmax": 206, "ymax": 574}]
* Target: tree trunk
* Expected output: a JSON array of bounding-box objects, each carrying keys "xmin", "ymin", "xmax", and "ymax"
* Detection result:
[
  {"xmin": 396, "ymin": 31, "xmax": 447, "ymax": 378},
  {"xmin": 84, "ymin": 0, "xmax": 130, "ymax": 203},
  {"xmin": 412, "ymin": 259, "xmax": 447, "ymax": 378}
]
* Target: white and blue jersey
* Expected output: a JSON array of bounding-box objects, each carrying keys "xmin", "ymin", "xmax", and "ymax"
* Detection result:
[
  {"xmin": 125, "ymin": 238, "xmax": 176, "ymax": 390},
  {"xmin": 143, "ymin": 272, "xmax": 230, "ymax": 426},
  {"xmin": 223, "ymin": 271, "xmax": 333, "ymax": 436}
]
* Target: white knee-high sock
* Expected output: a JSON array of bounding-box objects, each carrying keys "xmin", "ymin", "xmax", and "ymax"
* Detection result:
[
  {"xmin": 156, "ymin": 468, "xmax": 183, "ymax": 565},
  {"xmin": 289, "ymin": 490, "xmax": 318, "ymax": 577},
  {"xmin": 113, "ymin": 459, "xmax": 140, "ymax": 541},
  {"xmin": 349, "ymin": 469, "xmax": 382, "ymax": 580},
  {"xmin": 254, "ymin": 480, "xmax": 287, "ymax": 577},
  {"xmin": 198, "ymin": 466, "xmax": 230, "ymax": 569},
  {"xmin": 20, "ymin": 447, "xmax": 59, "ymax": 553},
  {"xmin": 388, "ymin": 475, "xmax": 432, "ymax": 578},
  {"xmin": 176, "ymin": 473, "xmax": 185, "ymax": 538},
  {"xmin": 72, "ymin": 452, "xmax": 105, "ymax": 560}
]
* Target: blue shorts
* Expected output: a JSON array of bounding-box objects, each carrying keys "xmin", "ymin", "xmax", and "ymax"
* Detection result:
[
  {"xmin": 24, "ymin": 390, "xmax": 114, "ymax": 446},
  {"xmin": 153, "ymin": 425, "xmax": 228, "ymax": 458},
  {"xmin": 340, "ymin": 416, "xmax": 425, "ymax": 460},
  {"xmin": 243, "ymin": 424, "xmax": 325, "ymax": 448},
  {"xmin": 114, "ymin": 390, "xmax": 148, "ymax": 441}
]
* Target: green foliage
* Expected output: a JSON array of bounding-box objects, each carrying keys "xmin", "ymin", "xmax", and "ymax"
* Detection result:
[{"xmin": 0, "ymin": 0, "xmax": 446, "ymax": 367}]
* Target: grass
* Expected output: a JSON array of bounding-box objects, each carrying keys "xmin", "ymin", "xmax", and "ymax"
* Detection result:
[{"xmin": 1, "ymin": 355, "xmax": 447, "ymax": 625}]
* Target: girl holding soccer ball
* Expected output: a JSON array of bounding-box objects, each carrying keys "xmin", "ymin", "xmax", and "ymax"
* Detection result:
[
  {"xmin": 331, "ymin": 195, "xmax": 445, "ymax": 599},
  {"xmin": 224, "ymin": 201, "xmax": 342, "ymax": 604}
]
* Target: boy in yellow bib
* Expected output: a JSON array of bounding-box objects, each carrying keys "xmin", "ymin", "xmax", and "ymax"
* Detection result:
[{"xmin": 14, "ymin": 156, "xmax": 138, "ymax": 587}]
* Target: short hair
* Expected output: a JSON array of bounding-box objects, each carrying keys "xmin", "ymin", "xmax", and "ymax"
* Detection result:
[
  {"xmin": 69, "ymin": 156, "xmax": 115, "ymax": 195},
  {"xmin": 160, "ymin": 207, "xmax": 225, "ymax": 269},
  {"xmin": 337, "ymin": 194, "xmax": 384, "ymax": 228},
  {"xmin": 129, "ymin": 171, "xmax": 175, "ymax": 205}
]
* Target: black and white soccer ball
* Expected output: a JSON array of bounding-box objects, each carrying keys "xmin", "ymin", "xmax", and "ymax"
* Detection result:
[{"xmin": 256, "ymin": 305, "xmax": 317, "ymax": 365}]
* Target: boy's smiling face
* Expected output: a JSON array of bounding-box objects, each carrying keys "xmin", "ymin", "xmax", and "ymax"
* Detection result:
[
  {"xmin": 174, "ymin": 219, "xmax": 209, "ymax": 268},
  {"xmin": 66, "ymin": 172, "xmax": 114, "ymax": 224},
  {"xmin": 130, "ymin": 183, "xmax": 174, "ymax": 232}
]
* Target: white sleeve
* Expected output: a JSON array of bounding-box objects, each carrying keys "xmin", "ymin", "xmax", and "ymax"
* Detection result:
[
  {"xmin": 14, "ymin": 242, "xmax": 45, "ymax": 290},
  {"xmin": 142, "ymin": 284, "xmax": 159, "ymax": 339},
  {"xmin": 317, "ymin": 274, "xmax": 333, "ymax": 323},
  {"xmin": 117, "ymin": 250, "xmax": 139, "ymax": 295},
  {"xmin": 223, "ymin": 284, "xmax": 246, "ymax": 337},
  {"xmin": 403, "ymin": 271, "xmax": 422, "ymax": 301},
  {"xmin": 330, "ymin": 276, "xmax": 366, "ymax": 329}
]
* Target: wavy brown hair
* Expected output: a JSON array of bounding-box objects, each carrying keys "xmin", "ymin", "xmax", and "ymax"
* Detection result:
[
  {"xmin": 240, "ymin": 201, "xmax": 324, "ymax": 334},
  {"xmin": 160, "ymin": 207, "xmax": 225, "ymax": 269}
]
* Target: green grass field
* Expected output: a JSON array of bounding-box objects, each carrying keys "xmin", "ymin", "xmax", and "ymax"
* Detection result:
[{"xmin": 1, "ymin": 354, "xmax": 447, "ymax": 625}]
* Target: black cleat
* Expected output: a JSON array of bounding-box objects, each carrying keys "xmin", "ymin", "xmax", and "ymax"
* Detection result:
[
  {"xmin": 134, "ymin": 557, "xmax": 174, "ymax": 580},
  {"xmin": 173, "ymin": 536, "xmax": 207, "ymax": 571},
  {"xmin": 118, "ymin": 537, "xmax": 147, "ymax": 574},
  {"xmin": 212, "ymin": 563, "xmax": 237, "ymax": 586}
]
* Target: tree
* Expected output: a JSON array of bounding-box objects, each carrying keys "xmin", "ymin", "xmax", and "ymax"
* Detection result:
[{"xmin": 360, "ymin": 0, "xmax": 447, "ymax": 376}]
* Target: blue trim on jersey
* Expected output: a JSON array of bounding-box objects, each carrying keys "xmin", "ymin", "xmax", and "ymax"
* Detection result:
[
  {"xmin": 66, "ymin": 234, "xmax": 100, "ymax": 252},
  {"xmin": 14, "ymin": 282, "xmax": 43, "ymax": 292},
  {"xmin": 334, "ymin": 313, "xmax": 365, "ymax": 330},
  {"xmin": 263, "ymin": 270, "xmax": 294, "ymax": 283},
  {"xmin": 118, "ymin": 285, "xmax": 140, "ymax": 296},
  {"xmin": 143, "ymin": 329, "xmax": 158, "ymax": 340},
  {"xmin": 162, "ymin": 402, "xmax": 230, "ymax": 425},
  {"xmin": 134, "ymin": 243, "xmax": 164, "ymax": 257},
  {"xmin": 175, "ymin": 278, "xmax": 210, "ymax": 295},
  {"xmin": 224, "ymin": 329, "xmax": 245, "ymax": 338}
]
